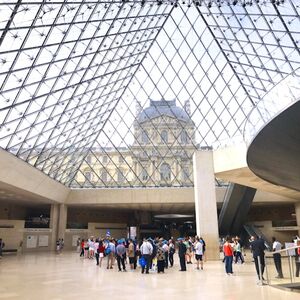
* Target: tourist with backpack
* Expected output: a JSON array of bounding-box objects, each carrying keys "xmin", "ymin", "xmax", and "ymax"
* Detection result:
[{"xmin": 106, "ymin": 238, "xmax": 115, "ymax": 269}]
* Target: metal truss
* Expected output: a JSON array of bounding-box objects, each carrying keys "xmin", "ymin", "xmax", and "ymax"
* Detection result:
[{"xmin": 0, "ymin": 1, "xmax": 299, "ymax": 188}]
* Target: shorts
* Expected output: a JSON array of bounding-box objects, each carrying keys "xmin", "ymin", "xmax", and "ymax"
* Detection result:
[
  {"xmin": 195, "ymin": 254, "xmax": 203, "ymax": 261},
  {"xmin": 129, "ymin": 257, "xmax": 135, "ymax": 264},
  {"xmin": 99, "ymin": 253, "xmax": 104, "ymax": 258}
]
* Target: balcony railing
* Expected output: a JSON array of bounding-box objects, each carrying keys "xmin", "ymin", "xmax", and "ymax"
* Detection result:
[{"xmin": 264, "ymin": 245, "xmax": 300, "ymax": 291}]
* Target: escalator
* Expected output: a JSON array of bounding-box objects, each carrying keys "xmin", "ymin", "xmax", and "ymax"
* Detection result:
[
  {"xmin": 219, "ymin": 183, "xmax": 256, "ymax": 236},
  {"xmin": 244, "ymin": 224, "xmax": 272, "ymax": 250}
]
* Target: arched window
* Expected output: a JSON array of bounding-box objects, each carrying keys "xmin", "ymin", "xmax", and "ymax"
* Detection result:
[
  {"xmin": 141, "ymin": 130, "xmax": 149, "ymax": 144},
  {"xmin": 117, "ymin": 170, "xmax": 125, "ymax": 183},
  {"xmin": 161, "ymin": 130, "xmax": 168, "ymax": 143},
  {"xmin": 101, "ymin": 169, "xmax": 107, "ymax": 183},
  {"xmin": 182, "ymin": 167, "xmax": 190, "ymax": 181},
  {"xmin": 141, "ymin": 168, "xmax": 148, "ymax": 181},
  {"xmin": 160, "ymin": 163, "xmax": 171, "ymax": 181},
  {"xmin": 84, "ymin": 170, "xmax": 92, "ymax": 182},
  {"xmin": 180, "ymin": 130, "xmax": 188, "ymax": 144}
]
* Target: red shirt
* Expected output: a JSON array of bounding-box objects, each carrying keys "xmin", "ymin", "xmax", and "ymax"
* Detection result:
[
  {"xmin": 98, "ymin": 245, "xmax": 105, "ymax": 253},
  {"xmin": 223, "ymin": 243, "xmax": 233, "ymax": 256}
]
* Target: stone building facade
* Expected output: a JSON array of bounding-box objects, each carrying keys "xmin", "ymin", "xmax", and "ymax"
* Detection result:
[{"xmin": 77, "ymin": 99, "xmax": 195, "ymax": 187}]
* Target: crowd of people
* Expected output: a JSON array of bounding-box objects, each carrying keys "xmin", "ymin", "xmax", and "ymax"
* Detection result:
[
  {"xmin": 77, "ymin": 233, "xmax": 300, "ymax": 280},
  {"xmin": 78, "ymin": 235, "xmax": 206, "ymax": 273},
  {"xmin": 2, "ymin": 232, "xmax": 300, "ymax": 283}
]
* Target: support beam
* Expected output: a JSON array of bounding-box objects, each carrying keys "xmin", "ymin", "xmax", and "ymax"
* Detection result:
[
  {"xmin": 58, "ymin": 204, "xmax": 68, "ymax": 241},
  {"xmin": 193, "ymin": 150, "xmax": 219, "ymax": 260},
  {"xmin": 50, "ymin": 204, "xmax": 59, "ymax": 251}
]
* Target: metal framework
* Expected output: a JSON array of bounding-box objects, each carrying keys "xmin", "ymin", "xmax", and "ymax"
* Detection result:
[{"xmin": 0, "ymin": 1, "xmax": 299, "ymax": 188}]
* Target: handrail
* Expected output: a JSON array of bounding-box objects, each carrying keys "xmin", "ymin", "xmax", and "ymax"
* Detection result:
[
  {"xmin": 268, "ymin": 244, "xmax": 300, "ymax": 255},
  {"xmin": 212, "ymin": 69, "xmax": 300, "ymax": 150}
]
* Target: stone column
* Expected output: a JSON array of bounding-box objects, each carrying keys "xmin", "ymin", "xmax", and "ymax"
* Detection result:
[
  {"xmin": 58, "ymin": 204, "xmax": 68, "ymax": 240},
  {"xmin": 50, "ymin": 204, "xmax": 59, "ymax": 251},
  {"xmin": 193, "ymin": 150, "xmax": 220, "ymax": 260},
  {"xmin": 295, "ymin": 202, "xmax": 300, "ymax": 236}
]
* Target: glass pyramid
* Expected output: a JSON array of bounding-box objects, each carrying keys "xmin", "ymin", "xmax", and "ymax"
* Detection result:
[{"xmin": 0, "ymin": 1, "xmax": 299, "ymax": 188}]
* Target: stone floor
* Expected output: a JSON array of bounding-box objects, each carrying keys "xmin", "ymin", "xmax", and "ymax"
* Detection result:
[{"xmin": 0, "ymin": 252, "xmax": 299, "ymax": 300}]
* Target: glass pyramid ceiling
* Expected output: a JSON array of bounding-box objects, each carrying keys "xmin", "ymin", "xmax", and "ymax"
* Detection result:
[{"xmin": 0, "ymin": 1, "xmax": 299, "ymax": 188}]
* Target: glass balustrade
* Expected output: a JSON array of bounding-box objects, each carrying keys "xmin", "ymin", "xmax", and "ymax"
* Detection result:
[
  {"xmin": 243, "ymin": 69, "xmax": 300, "ymax": 146},
  {"xmin": 265, "ymin": 245, "xmax": 300, "ymax": 291}
]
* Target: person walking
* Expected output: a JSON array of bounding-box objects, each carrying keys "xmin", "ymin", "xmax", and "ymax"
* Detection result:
[
  {"xmin": 178, "ymin": 238, "xmax": 187, "ymax": 271},
  {"xmin": 140, "ymin": 238, "xmax": 153, "ymax": 274},
  {"xmin": 80, "ymin": 239, "xmax": 85, "ymax": 257},
  {"xmin": 223, "ymin": 236, "xmax": 234, "ymax": 275},
  {"xmin": 272, "ymin": 237, "xmax": 283, "ymax": 278},
  {"xmin": 250, "ymin": 235, "xmax": 266, "ymax": 281},
  {"xmin": 234, "ymin": 238, "xmax": 244, "ymax": 264}
]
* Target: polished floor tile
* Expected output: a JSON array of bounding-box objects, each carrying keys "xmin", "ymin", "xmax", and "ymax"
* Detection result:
[{"xmin": 0, "ymin": 252, "xmax": 299, "ymax": 300}]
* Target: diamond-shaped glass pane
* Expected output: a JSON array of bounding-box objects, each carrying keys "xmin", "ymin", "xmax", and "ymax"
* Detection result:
[{"xmin": 0, "ymin": 1, "xmax": 299, "ymax": 188}]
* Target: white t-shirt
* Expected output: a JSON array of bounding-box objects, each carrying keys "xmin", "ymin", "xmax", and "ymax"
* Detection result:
[
  {"xmin": 140, "ymin": 241, "xmax": 153, "ymax": 255},
  {"xmin": 94, "ymin": 242, "xmax": 99, "ymax": 252},
  {"xmin": 162, "ymin": 244, "xmax": 169, "ymax": 252},
  {"xmin": 273, "ymin": 241, "xmax": 282, "ymax": 252},
  {"xmin": 195, "ymin": 241, "xmax": 203, "ymax": 255},
  {"xmin": 89, "ymin": 241, "xmax": 94, "ymax": 250}
]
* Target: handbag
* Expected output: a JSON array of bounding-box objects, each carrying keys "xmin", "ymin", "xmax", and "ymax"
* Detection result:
[{"xmin": 139, "ymin": 256, "xmax": 146, "ymax": 267}]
